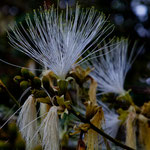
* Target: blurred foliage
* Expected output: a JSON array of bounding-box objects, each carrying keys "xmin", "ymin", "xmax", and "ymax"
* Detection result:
[{"xmin": 0, "ymin": 122, "xmax": 26, "ymax": 150}]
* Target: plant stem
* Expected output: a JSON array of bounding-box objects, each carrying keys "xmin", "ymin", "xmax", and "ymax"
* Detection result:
[
  {"xmin": 0, "ymin": 80, "xmax": 20, "ymax": 108},
  {"xmin": 69, "ymin": 107, "xmax": 135, "ymax": 150}
]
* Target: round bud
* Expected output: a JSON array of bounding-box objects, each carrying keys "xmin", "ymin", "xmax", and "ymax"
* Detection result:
[
  {"xmin": 20, "ymin": 81, "xmax": 30, "ymax": 90},
  {"xmin": 21, "ymin": 68, "xmax": 30, "ymax": 78},
  {"xmin": 13, "ymin": 76, "xmax": 23, "ymax": 84},
  {"xmin": 33, "ymin": 77, "xmax": 41, "ymax": 88},
  {"xmin": 29, "ymin": 71, "xmax": 35, "ymax": 79}
]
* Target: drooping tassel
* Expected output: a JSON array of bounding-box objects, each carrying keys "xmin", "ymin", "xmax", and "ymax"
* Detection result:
[
  {"xmin": 39, "ymin": 102, "xmax": 51, "ymax": 139},
  {"xmin": 84, "ymin": 107, "xmax": 104, "ymax": 150},
  {"xmin": 42, "ymin": 106, "xmax": 59, "ymax": 150},
  {"xmin": 125, "ymin": 106, "xmax": 137, "ymax": 149},
  {"xmin": 88, "ymin": 78, "xmax": 97, "ymax": 105},
  {"xmin": 138, "ymin": 114, "xmax": 150, "ymax": 150},
  {"xmin": 17, "ymin": 95, "xmax": 38, "ymax": 149}
]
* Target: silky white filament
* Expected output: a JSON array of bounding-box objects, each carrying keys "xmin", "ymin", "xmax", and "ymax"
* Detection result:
[
  {"xmin": 8, "ymin": 4, "xmax": 112, "ymax": 79},
  {"xmin": 0, "ymin": 106, "xmax": 22, "ymax": 129},
  {"xmin": 89, "ymin": 38, "xmax": 138, "ymax": 95},
  {"xmin": 17, "ymin": 95, "xmax": 38, "ymax": 150},
  {"xmin": 98, "ymin": 101, "xmax": 120, "ymax": 139},
  {"xmin": 41, "ymin": 106, "xmax": 59, "ymax": 150}
]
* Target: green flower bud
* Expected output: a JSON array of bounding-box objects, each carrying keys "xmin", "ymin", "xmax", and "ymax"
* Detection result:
[
  {"xmin": 20, "ymin": 81, "xmax": 30, "ymax": 90},
  {"xmin": 33, "ymin": 77, "xmax": 41, "ymax": 88},
  {"xmin": 13, "ymin": 76, "xmax": 23, "ymax": 84},
  {"xmin": 21, "ymin": 68, "xmax": 30, "ymax": 78},
  {"xmin": 29, "ymin": 71, "xmax": 35, "ymax": 79}
]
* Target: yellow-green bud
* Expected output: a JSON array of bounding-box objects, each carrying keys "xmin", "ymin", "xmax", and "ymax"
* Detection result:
[
  {"xmin": 20, "ymin": 81, "xmax": 30, "ymax": 90},
  {"xmin": 13, "ymin": 76, "xmax": 23, "ymax": 84},
  {"xmin": 29, "ymin": 71, "xmax": 35, "ymax": 79},
  {"xmin": 33, "ymin": 77, "xmax": 41, "ymax": 88},
  {"xmin": 21, "ymin": 68, "xmax": 30, "ymax": 78}
]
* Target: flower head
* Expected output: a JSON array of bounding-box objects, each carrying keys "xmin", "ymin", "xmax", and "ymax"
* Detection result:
[
  {"xmin": 89, "ymin": 38, "xmax": 140, "ymax": 95},
  {"xmin": 8, "ymin": 4, "xmax": 111, "ymax": 79}
]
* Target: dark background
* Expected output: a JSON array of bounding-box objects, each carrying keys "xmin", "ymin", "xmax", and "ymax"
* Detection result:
[{"xmin": 0, "ymin": 0, "xmax": 150, "ymax": 109}]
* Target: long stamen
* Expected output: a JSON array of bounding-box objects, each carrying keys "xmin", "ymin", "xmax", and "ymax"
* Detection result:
[{"xmin": 8, "ymin": 4, "xmax": 112, "ymax": 79}]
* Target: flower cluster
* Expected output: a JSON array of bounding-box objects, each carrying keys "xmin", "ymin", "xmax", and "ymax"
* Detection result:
[{"xmin": 1, "ymin": 2, "xmax": 143, "ymax": 150}]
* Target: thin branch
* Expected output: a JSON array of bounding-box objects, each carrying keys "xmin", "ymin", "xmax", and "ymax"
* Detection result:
[
  {"xmin": 0, "ymin": 80, "xmax": 20, "ymax": 108},
  {"xmin": 69, "ymin": 107, "xmax": 135, "ymax": 150}
]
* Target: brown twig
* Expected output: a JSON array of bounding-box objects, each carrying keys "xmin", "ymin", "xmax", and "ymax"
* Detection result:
[{"xmin": 70, "ymin": 107, "xmax": 135, "ymax": 150}]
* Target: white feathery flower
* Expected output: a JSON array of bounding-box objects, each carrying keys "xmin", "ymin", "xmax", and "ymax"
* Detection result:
[
  {"xmin": 8, "ymin": 4, "xmax": 112, "ymax": 79},
  {"xmin": 41, "ymin": 106, "xmax": 59, "ymax": 150},
  {"xmin": 17, "ymin": 95, "xmax": 38, "ymax": 150},
  {"xmin": 89, "ymin": 38, "xmax": 139, "ymax": 95}
]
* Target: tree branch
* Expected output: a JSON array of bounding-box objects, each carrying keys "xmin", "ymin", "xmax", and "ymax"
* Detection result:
[
  {"xmin": 69, "ymin": 107, "xmax": 135, "ymax": 150},
  {"xmin": 0, "ymin": 80, "xmax": 20, "ymax": 108}
]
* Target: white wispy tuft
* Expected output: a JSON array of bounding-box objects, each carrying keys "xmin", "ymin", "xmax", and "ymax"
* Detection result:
[
  {"xmin": 89, "ymin": 38, "xmax": 139, "ymax": 95},
  {"xmin": 17, "ymin": 95, "xmax": 38, "ymax": 150},
  {"xmin": 97, "ymin": 101, "xmax": 120, "ymax": 138},
  {"xmin": 8, "ymin": 4, "xmax": 112, "ymax": 79},
  {"xmin": 41, "ymin": 106, "xmax": 59, "ymax": 150}
]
